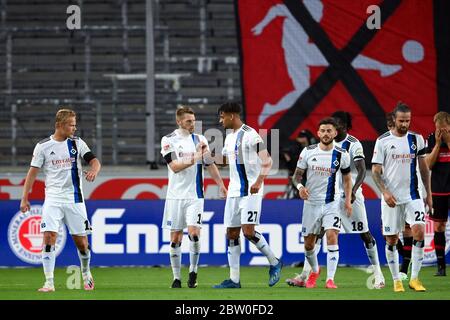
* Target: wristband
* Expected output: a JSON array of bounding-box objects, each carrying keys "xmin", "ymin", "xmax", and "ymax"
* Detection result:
[{"xmin": 296, "ymin": 183, "xmax": 304, "ymax": 191}]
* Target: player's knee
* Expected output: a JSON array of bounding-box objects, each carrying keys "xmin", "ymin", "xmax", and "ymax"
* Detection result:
[
  {"xmin": 385, "ymin": 236, "xmax": 398, "ymax": 246},
  {"xmin": 226, "ymin": 229, "xmax": 240, "ymax": 240},
  {"xmin": 304, "ymin": 243, "xmax": 315, "ymax": 251},
  {"xmin": 243, "ymin": 230, "xmax": 255, "ymax": 241},
  {"xmin": 43, "ymin": 231, "xmax": 57, "ymax": 244},
  {"xmin": 78, "ymin": 244, "xmax": 89, "ymax": 255},
  {"xmin": 435, "ymin": 222, "xmax": 446, "ymax": 233},
  {"xmin": 326, "ymin": 232, "xmax": 338, "ymax": 245},
  {"xmin": 413, "ymin": 230, "xmax": 425, "ymax": 241}
]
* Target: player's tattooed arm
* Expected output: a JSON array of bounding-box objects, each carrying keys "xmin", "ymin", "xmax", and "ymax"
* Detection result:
[
  {"xmin": 371, "ymin": 164, "xmax": 386, "ymax": 193},
  {"xmin": 292, "ymin": 167, "xmax": 305, "ymax": 187},
  {"xmin": 372, "ymin": 164, "xmax": 396, "ymax": 207},
  {"xmin": 418, "ymin": 157, "xmax": 433, "ymax": 212},
  {"xmin": 352, "ymin": 159, "xmax": 366, "ymax": 203},
  {"xmin": 292, "ymin": 167, "xmax": 309, "ymax": 200}
]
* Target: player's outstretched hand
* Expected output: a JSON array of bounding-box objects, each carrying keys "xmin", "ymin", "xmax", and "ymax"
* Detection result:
[
  {"xmin": 298, "ymin": 187, "xmax": 309, "ymax": 200},
  {"xmin": 219, "ymin": 185, "xmax": 227, "ymax": 199},
  {"xmin": 84, "ymin": 170, "xmax": 98, "ymax": 182},
  {"xmin": 382, "ymin": 190, "xmax": 396, "ymax": 208},
  {"xmin": 20, "ymin": 198, "xmax": 30, "ymax": 213},
  {"xmin": 250, "ymin": 182, "xmax": 261, "ymax": 194}
]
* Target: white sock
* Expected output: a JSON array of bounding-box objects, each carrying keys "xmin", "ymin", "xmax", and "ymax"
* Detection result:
[
  {"xmin": 365, "ymin": 240, "xmax": 382, "ymax": 275},
  {"xmin": 42, "ymin": 245, "xmax": 55, "ymax": 285},
  {"xmin": 411, "ymin": 239, "xmax": 424, "ymax": 279},
  {"xmin": 327, "ymin": 244, "xmax": 339, "ymax": 280},
  {"xmin": 77, "ymin": 248, "xmax": 91, "ymax": 276},
  {"xmin": 170, "ymin": 242, "xmax": 182, "ymax": 280},
  {"xmin": 302, "ymin": 238, "xmax": 322, "ymax": 277},
  {"xmin": 385, "ymin": 244, "xmax": 400, "ymax": 280},
  {"xmin": 189, "ymin": 235, "xmax": 201, "ymax": 273},
  {"xmin": 249, "ymin": 231, "xmax": 278, "ymax": 266},
  {"xmin": 305, "ymin": 248, "xmax": 319, "ymax": 273},
  {"xmin": 228, "ymin": 238, "xmax": 241, "ymax": 283}
]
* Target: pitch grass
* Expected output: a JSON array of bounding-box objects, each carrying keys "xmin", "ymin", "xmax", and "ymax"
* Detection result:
[{"xmin": 0, "ymin": 266, "xmax": 449, "ymax": 300}]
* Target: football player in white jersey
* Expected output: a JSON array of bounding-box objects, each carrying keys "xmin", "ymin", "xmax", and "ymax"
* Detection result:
[
  {"xmin": 287, "ymin": 112, "xmax": 385, "ymax": 289},
  {"xmin": 20, "ymin": 109, "xmax": 101, "ymax": 292},
  {"xmin": 293, "ymin": 117, "xmax": 352, "ymax": 289},
  {"xmin": 213, "ymin": 102, "xmax": 282, "ymax": 289},
  {"xmin": 161, "ymin": 106, "xmax": 227, "ymax": 289},
  {"xmin": 372, "ymin": 102, "xmax": 432, "ymax": 292},
  {"xmin": 333, "ymin": 111, "xmax": 385, "ymax": 287}
]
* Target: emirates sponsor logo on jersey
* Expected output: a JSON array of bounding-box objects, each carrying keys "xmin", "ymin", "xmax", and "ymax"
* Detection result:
[
  {"xmin": 391, "ymin": 153, "xmax": 416, "ymax": 160},
  {"xmin": 51, "ymin": 158, "xmax": 74, "ymax": 165},
  {"xmin": 311, "ymin": 165, "xmax": 336, "ymax": 176},
  {"xmin": 7, "ymin": 205, "xmax": 66, "ymax": 264},
  {"xmin": 391, "ymin": 153, "xmax": 416, "ymax": 164},
  {"xmin": 179, "ymin": 152, "xmax": 194, "ymax": 158}
]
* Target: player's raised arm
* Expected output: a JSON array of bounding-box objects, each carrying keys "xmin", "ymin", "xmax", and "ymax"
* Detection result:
[
  {"xmin": 20, "ymin": 166, "xmax": 40, "ymax": 213},
  {"xmin": 170, "ymin": 144, "xmax": 206, "ymax": 173}
]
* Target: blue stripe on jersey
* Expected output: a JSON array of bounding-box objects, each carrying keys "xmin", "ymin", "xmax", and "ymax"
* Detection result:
[
  {"xmin": 325, "ymin": 150, "xmax": 341, "ymax": 204},
  {"xmin": 407, "ymin": 134, "xmax": 420, "ymax": 200},
  {"xmin": 235, "ymin": 130, "xmax": 249, "ymax": 197},
  {"xmin": 341, "ymin": 140, "xmax": 351, "ymax": 151},
  {"xmin": 66, "ymin": 139, "xmax": 83, "ymax": 203},
  {"xmin": 191, "ymin": 134, "xmax": 204, "ymax": 198}
]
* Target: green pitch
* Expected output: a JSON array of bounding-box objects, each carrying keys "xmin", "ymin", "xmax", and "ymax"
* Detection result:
[{"xmin": 0, "ymin": 266, "xmax": 449, "ymax": 300}]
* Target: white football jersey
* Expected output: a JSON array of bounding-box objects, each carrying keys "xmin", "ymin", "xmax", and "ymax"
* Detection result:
[
  {"xmin": 297, "ymin": 142, "xmax": 351, "ymax": 204},
  {"xmin": 335, "ymin": 134, "xmax": 365, "ymax": 197},
  {"xmin": 222, "ymin": 124, "xmax": 264, "ymax": 197},
  {"xmin": 30, "ymin": 135, "xmax": 93, "ymax": 203},
  {"xmin": 161, "ymin": 129, "xmax": 209, "ymax": 199},
  {"xmin": 372, "ymin": 131, "xmax": 426, "ymax": 204}
]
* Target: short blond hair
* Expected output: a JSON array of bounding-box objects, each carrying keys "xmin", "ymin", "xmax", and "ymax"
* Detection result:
[
  {"xmin": 434, "ymin": 111, "xmax": 450, "ymax": 125},
  {"xmin": 55, "ymin": 108, "xmax": 76, "ymax": 125},
  {"xmin": 176, "ymin": 106, "xmax": 194, "ymax": 119}
]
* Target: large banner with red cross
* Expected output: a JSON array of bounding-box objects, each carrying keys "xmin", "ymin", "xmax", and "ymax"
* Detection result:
[{"xmin": 236, "ymin": 0, "xmax": 450, "ymax": 151}]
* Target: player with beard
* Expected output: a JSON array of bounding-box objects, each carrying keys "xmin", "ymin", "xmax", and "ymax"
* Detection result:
[
  {"xmin": 292, "ymin": 117, "xmax": 352, "ymax": 289},
  {"xmin": 372, "ymin": 102, "xmax": 432, "ymax": 292}
]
